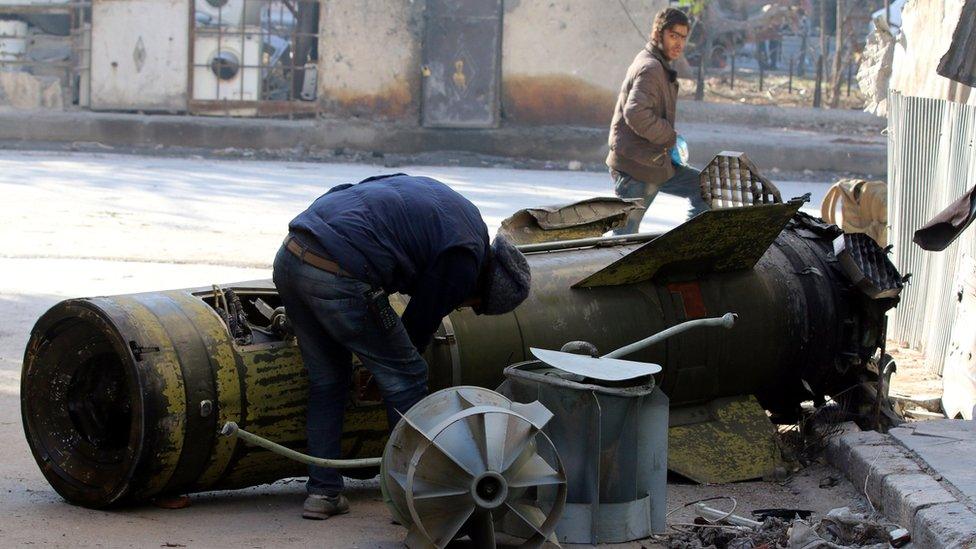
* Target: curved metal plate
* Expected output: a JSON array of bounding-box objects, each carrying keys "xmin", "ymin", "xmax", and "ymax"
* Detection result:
[{"xmin": 529, "ymin": 348, "xmax": 662, "ymax": 381}]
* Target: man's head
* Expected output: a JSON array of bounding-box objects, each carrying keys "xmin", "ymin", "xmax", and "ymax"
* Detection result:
[
  {"xmin": 650, "ymin": 8, "xmax": 689, "ymax": 61},
  {"xmin": 476, "ymin": 235, "xmax": 531, "ymax": 315}
]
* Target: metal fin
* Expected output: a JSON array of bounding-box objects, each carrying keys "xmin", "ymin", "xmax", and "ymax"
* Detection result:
[{"xmin": 573, "ymin": 201, "xmax": 803, "ymax": 288}]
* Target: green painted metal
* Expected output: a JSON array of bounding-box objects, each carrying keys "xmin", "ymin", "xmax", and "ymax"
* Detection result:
[
  {"xmin": 668, "ymin": 396, "xmax": 784, "ymax": 484},
  {"xmin": 574, "ymin": 200, "xmax": 803, "ymax": 288},
  {"xmin": 21, "ymin": 209, "xmax": 897, "ymax": 506}
]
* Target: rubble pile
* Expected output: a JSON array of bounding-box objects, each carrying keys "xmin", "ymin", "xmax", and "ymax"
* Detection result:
[{"xmin": 666, "ymin": 507, "xmax": 907, "ymax": 549}]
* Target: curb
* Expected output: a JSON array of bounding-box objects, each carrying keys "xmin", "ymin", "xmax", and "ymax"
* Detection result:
[
  {"xmin": 0, "ymin": 110, "xmax": 886, "ymax": 176},
  {"xmin": 826, "ymin": 429, "xmax": 976, "ymax": 548}
]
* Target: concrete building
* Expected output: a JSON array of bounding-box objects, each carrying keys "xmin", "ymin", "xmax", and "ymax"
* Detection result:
[{"xmin": 5, "ymin": 0, "xmax": 668, "ymax": 125}]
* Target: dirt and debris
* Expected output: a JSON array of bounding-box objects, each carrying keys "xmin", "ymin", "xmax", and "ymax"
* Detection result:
[{"xmin": 666, "ymin": 506, "xmax": 905, "ymax": 549}]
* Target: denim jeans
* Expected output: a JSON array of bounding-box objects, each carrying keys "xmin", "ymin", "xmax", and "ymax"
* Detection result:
[
  {"xmin": 613, "ymin": 165, "xmax": 710, "ymax": 234},
  {"xmin": 272, "ymin": 243, "xmax": 428, "ymax": 496}
]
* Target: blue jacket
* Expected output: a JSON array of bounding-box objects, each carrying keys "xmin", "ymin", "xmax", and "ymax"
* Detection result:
[{"xmin": 289, "ymin": 174, "xmax": 490, "ymax": 351}]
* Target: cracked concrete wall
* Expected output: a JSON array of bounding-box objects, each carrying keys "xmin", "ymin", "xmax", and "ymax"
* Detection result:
[
  {"xmin": 500, "ymin": 0, "xmax": 667, "ymax": 126},
  {"xmin": 890, "ymin": 0, "xmax": 975, "ymax": 105},
  {"xmin": 317, "ymin": 0, "xmax": 425, "ymax": 121}
]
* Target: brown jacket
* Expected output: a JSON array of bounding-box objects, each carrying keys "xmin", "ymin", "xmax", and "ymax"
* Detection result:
[{"xmin": 606, "ymin": 44, "xmax": 678, "ymax": 185}]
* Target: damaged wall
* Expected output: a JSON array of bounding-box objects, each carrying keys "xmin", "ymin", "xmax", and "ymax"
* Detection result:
[
  {"xmin": 500, "ymin": 0, "xmax": 666, "ymax": 126},
  {"xmin": 317, "ymin": 0, "xmax": 424, "ymax": 121},
  {"xmin": 889, "ymin": 0, "xmax": 975, "ymax": 105},
  {"xmin": 314, "ymin": 0, "xmax": 668, "ymax": 126}
]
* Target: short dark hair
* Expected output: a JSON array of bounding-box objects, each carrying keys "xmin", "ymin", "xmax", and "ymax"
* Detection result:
[{"xmin": 651, "ymin": 8, "xmax": 690, "ymax": 47}]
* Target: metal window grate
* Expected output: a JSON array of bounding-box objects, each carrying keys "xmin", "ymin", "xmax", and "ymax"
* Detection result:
[
  {"xmin": 188, "ymin": 0, "xmax": 321, "ymax": 117},
  {"xmin": 699, "ymin": 151, "xmax": 783, "ymax": 209}
]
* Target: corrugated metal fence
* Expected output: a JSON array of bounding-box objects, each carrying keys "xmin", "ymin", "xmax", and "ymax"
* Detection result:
[{"xmin": 887, "ymin": 91, "xmax": 976, "ymax": 374}]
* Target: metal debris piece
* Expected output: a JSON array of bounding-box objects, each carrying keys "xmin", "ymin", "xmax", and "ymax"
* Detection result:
[
  {"xmin": 574, "ymin": 200, "xmax": 802, "ymax": 288},
  {"xmin": 695, "ymin": 503, "xmax": 762, "ymax": 529},
  {"xmin": 832, "ymin": 233, "xmax": 905, "ymax": 299},
  {"xmin": 529, "ymin": 348, "xmax": 661, "ymax": 381},
  {"xmin": 380, "ymin": 386, "xmax": 566, "ymax": 549},
  {"xmin": 497, "ymin": 197, "xmax": 643, "ymax": 245},
  {"xmin": 699, "ymin": 152, "xmax": 782, "ymax": 209},
  {"xmin": 668, "ymin": 396, "xmax": 784, "ymax": 484},
  {"xmin": 500, "ymin": 361, "xmax": 669, "ymax": 543}
]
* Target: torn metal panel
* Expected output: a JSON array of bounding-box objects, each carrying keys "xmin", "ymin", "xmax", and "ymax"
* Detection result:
[
  {"xmin": 497, "ymin": 197, "xmax": 642, "ymax": 245},
  {"xmin": 937, "ymin": 0, "xmax": 976, "ymax": 88},
  {"xmin": 573, "ymin": 200, "xmax": 802, "ymax": 288},
  {"xmin": 700, "ymin": 152, "xmax": 783, "ymax": 209},
  {"xmin": 668, "ymin": 395, "xmax": 783, "ymax": 484},
  {"xmin": 833, "ymin": 233, "xmax": 905, "ymax": 299}
]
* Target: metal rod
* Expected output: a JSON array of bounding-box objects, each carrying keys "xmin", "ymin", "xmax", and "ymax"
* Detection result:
[
  {"xmin": 602, "ymin": 313, "xmax": 737, "ymax": 359},
  {"xmin": 695, "ymin": 503, "xmax": 762, "ymax": 529},
  {"xmin": 759, "ymin": 58, "xmax": 764, "ymax": 92},
  {"xmin": 516, "ymin": 232, "xmax": 660, "ymax": 254},
  {"xmin": 221, "ymin": 422, "xmax": 383, "ymax": 469}
]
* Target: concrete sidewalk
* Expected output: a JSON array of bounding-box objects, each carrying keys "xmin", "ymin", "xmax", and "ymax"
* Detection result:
[
  {"xmin": 0, "ymin": 108, "xmax": 886, "ymax": 176},
  {"xmin": 827, "ymin": 420, "xmax": 976, "ymax": 548}
]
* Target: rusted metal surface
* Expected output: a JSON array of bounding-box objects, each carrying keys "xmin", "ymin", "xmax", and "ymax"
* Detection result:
[
  {"xmin": 501, "ymin": 74, "xmax": 616, "ymax": 127},
  {"xmin": 700, "ymin": 151, "xmax": 783, "ymax": 209},
  {"xmin": 497, "ymin": 197, "xmax": 642, "ymax": 245},
  {"xmin": 421, "ymin": 0, "xmax": 502, "ymax": 128},
  {"xmin": 574, "ymin": 200, "xmax": 802, "ymax": 288},
  {"xmin": 937, "ymin": 0, "xmax": 976, "ymax": 88}
]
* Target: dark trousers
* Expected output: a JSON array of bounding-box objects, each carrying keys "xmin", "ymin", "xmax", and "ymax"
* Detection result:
[
  {"xmin": 272, "ymin": 244, "xmax": 428, "ymax": 496},
  {"xmin": 612, "ymin": 165, "xmax": 710, "ymax": 234}
]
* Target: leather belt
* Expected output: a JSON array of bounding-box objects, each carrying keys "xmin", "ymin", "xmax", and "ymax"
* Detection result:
[{"xmin": 284, "ymin": 236, "xmax": 351, "ymax": 277}]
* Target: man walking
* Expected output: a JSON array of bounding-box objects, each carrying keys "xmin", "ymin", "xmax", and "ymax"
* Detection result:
[
  {"xmin": 607, "ymin": 7, "xmax": 709, "ymax": 233},
  {"xmin": 273, "ymin": 174, "xmax": 531, "ymax": 520}
]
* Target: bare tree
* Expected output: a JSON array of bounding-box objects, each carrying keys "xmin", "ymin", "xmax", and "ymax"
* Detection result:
[{"xmin": 829, "ymin": 0, "xmax": 844, "ymax": 107}]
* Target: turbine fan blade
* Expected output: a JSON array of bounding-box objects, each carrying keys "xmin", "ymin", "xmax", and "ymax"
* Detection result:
[
  {"xmin": 411, "ymin": 494, "xmax": 475, "ymax": 549},
  {"xmin": 411, "ymin": 441, "xmax": 474, "ymax": 491},
  {"xmin": 466, "ymin": 510, "xmax": 497, "ymax": 549},
  {"xmin": 507, "ymin": 453, "xmax": 565, "ymax": 488}
]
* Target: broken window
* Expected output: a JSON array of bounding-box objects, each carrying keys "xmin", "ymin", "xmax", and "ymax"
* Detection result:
[{"xmin": 190, "ymin": 0, "xmax": 320, "ymax": 117}]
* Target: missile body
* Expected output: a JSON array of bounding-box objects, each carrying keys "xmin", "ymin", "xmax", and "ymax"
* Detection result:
[{"xmin": 21, "ymin": 205, "xmax": 899, "ymax": 507}]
